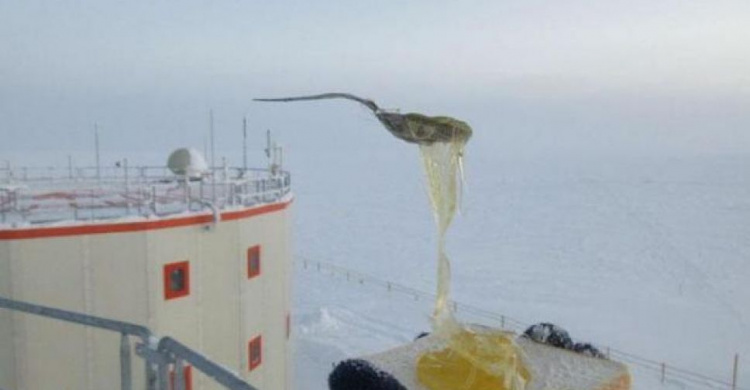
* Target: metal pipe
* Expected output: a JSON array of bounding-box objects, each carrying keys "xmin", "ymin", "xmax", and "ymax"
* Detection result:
[
  {"xmin": 158, "ymin": 337, "xmax": 256, "ymax": 390},
  {"xmin": 0, "ymin": 296, "xmax": 151, "ymax": 340},
  {"xmin": 146, "ymin": 361, "xmax": 157, "ymax": 390},
  {"xmin": 733, "ymin": 354, "xmax": 739, "ymax": 390},
  {"xmin": 174, "ymin": 358, "xmax": 185, "ymax": 390},
  {"xmin": 120, "ymin": 334, "xmax": 132, "ymax": 390},
  {"xmin": 157, "ymin": 361, "xmax": 169, "ymax": 390}
]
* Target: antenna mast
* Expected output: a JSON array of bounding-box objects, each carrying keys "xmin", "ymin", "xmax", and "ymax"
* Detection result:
[
  {"xmin": 94, "ymin": 123, "xmax": 101, "ymax": 184},
  {"xmin": 243, "ymin": 117, "xmax": 248, "ymax": 174},
  {"xmin": 265, "ymin": 129, "xmax": 271, "ymax": 169},
  {"xmin": 210, "ymin": 109, "xmax": 216, "ymax": 201}
]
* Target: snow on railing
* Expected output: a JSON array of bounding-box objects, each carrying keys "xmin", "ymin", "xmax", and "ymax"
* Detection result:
[
  {"xmin": 0, "ymin": 164, "xmax": 291, "ymax": 226},
  {"xmin": 296, "ymin": 256, "xmax": 746, "ymax": 390}
]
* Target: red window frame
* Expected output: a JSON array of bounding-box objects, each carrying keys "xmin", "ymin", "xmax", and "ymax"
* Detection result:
[
  {"xmin": 248, "ymin": 335, "xmax": 262, "ymax": 371},
  {"xmin": 169, "ymin": 365, "xmax": 193, "ymax": 390},
  {"xmin": 163, "ymin": 261, "xmax": 190, "ymax": 300},
  {"xmin": 247, "ymin": 245, "xmax": 261, "ymax": 279}
]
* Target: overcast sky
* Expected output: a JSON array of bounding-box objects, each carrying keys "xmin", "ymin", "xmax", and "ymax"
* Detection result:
[{"xmin": 1, "ymin": 0, "xmax": 749, "ymax": 163}]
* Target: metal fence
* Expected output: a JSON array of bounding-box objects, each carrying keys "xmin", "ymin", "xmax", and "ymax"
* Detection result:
[
  {"xmin": 297, "ymin": 256, "xmax": 745, "ymax": 390},
  {"xmin": 0, "ymin": 296, "xmax": 256, "ymax": 390},
  {"xmin": 0, "ymin": 164, "xmax": 291, "ymax": 226}
]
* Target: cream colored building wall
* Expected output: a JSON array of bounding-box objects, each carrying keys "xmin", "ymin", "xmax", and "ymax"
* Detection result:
[
  {"xmin": 0, "ymin": 201, "xmax": 292, "ymax": 390},
  {"xmin": 239, "ymin": 209, "xmax": 293, "ymax": 390},
  {"xmin": 6, "ymin": 237, "xmax": 90, "ymax": 390},
  {"xmin": 88, "ymin": 232, "xmax": 150, "ymax": 390}
]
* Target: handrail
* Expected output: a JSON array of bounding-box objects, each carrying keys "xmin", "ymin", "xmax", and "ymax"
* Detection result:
[
  {"xmin": 0, "ymin": 295, "xmax": 257, "ymax": 390},
  {"xmin": 158, "ymin": 337, "xmax": 256, "ymax": 390},
  {"xmin": 0, "ymin": 165, "xmax": 291, "ymax": 226},
  {"xmin": 0, "ymin": 296, "xmax": 151, "ymax": 341}
]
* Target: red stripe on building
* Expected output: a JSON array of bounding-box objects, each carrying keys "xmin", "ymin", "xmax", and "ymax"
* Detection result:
[{"xmin": 0, "ymin": 199, "xmax": 292, "ymax": 240}]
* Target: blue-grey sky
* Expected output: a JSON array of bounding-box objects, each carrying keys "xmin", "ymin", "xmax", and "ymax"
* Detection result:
[{"xmin": 1, "ymin": 0, "xmax": 749, "ymax": 162}]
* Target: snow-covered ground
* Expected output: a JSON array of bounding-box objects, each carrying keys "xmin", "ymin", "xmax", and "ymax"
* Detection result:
[{"xmin": 288, "ymin": 139, "xmax": 749, "ymax": 390}]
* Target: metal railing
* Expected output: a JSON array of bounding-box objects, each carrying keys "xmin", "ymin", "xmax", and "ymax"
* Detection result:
[
  {"xmin": 0, "ymin": 164, "xmax": 291, "ymax": 226},
  {"xmin": 0, "ymin": 296, "xmax": 256, "ymax": 390}
]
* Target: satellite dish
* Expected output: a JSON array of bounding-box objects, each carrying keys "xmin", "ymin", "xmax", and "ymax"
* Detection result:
[{"xmin": 167, "ymin": 148, "xmax": 209, "ymax": 179}]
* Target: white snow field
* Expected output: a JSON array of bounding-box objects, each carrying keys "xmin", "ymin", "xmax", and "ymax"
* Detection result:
[{"xmin": 288, "ymin": 141, "xmax": 749, "ymax": 390}]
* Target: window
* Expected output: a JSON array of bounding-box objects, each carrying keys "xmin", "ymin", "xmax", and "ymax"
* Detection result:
[
  {"xmin": 164, "ymin": 261, "xmax": 190, "ymax": 300},
  {"xmin": 169, "ymin": 365, "xmax": 192, "ymax": 390},
  {"xmin": 248, "ymin": 335, "xmax": 262, "ymax": 371},
  {"xmin": 247, "ymin": 245, "xmax": 261, "ymax": 279}
]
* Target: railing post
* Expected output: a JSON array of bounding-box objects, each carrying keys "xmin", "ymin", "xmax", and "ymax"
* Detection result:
[
  {"xmin": 733, "ymin": 353, "xmax": 739, "ymax": 390},
  {"xmin": 184, "ymin": 177, "xmax": 190, "ymax": 212},
  {"xmin": 120, "ymin": 333, "xmax": 132, "ymax": 390},
  {"xmin": 151, "ymin": 186, "xmax": 157, "ymax": 214},
  {"xmin": 157, "ymin": 360, "xmax": 169, "ymax": 390},
  {"xmin": 68, "ymin": 156, "xmax": 73, "ymax": 179},
  {"xmin": 146, "ymin": 360, "xmax": 157, "ymax": 390},
  {"xmin": 175, "ymin": 358, "xmax": 185, "ymax": 390},
  {"xmin": 124, "ymin": 159, "xmax": 130, "ymax": 215}
]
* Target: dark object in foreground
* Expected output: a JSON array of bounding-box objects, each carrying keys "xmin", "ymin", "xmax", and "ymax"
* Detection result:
[
  {"xmin": 574, "ymin": 342, "xmax": 607, "ymax": 359},
  {"xmin": 329, "ymin": 359, "xmax": 408, "ymax": 390},
  {"xmin": 522, "ymin": 322, "xmax": 574, "ymax": 350},
  {"xmin": 414, "ymin": 331, "xmax": 430, "ymax": 341},
  {"xmin": 522, "ymin": 322, "xmax": 608, "ymax": 360},
  {"xmin": 254, "ymin": 93, "xmax": 472, "ymax": 146}
]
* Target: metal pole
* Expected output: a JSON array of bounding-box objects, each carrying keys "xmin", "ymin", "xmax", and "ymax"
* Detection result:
[
  {"xmin": 174, "ymin": 358, "xmax": 185, "ymax": 390},
  {"xmin": 120, "ymin": 334, "xmax": 132, "ymax": 390},
  {"xmin": 157, "ymin": 361, "xmax": 169, "ymax": 390},
  {"xmin": 210, "ymin": 109, "xmax": 216, "ymax": 203},
  {"xmin": 146, "ymin": 361, "xmax": 157, "ymax": 390},
  {"xmin": 95, "ymin": 123, "xmax": 101, "ymax": 184},
  {"xmin": 124, "ymin": 159, "xmax": 130, "ymax": 214},
  {"xmin": 661, "ymin": 362, "xmax": 666, "ymax": 383},
  {"xmin": 184, "ymin": 176, "xmax": 190, "ymax": 212},
  {"xmin": 68, "ymin": 155, "xmax": 73, "ymax": 179},
  {"xmin": 733, "ymin": 354, "xmax": 739, "ymax": 390},
  {"xmin": 265, "ymin": 129, "xmax": 271, "ymax": 170},
  {"xmin": 243, "ymin": 116, "xmax": 248, "ymax": 174}
]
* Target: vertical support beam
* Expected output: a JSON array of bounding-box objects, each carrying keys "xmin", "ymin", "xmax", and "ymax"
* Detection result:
[
  {"xmin": 157, "ymin": 361, "xmax": 169, "ymax": 390},
  {"xmin": 146, "ymin": 361, "xmax": 157, "ymax": 390},
  {"xmin": 95, "ymin": 123, "xmax": 101, "ymax": 184},
  {"xmin": 732, "ymin": 353, "xmax": 739, "ymax": 390},
  {"xmin": 124, "ymin": 159, "xmax": 130, "ymax": 214},
  {"xmin": 242, "ymin": 116, "xmax": 248, "ymax": 174},
  {"xmin": 660, "ymin": 362, "xmax": 666, "ymax": 383},
  {"xmin": 151, "ymin": 186, "xmax": 157, "ymax": 214},
  {"xmin": 120, "ymin": 334, "xmax": 132, "ymax": 390},
  {"xmin": 174, "ymin": 358, "xmax": 185, "ymax": 390},
  {"xmin": 184, "ymin": 176, "xmax": 190, "ymax": 212},
  {"xmin": 68, "ymin": 155, "xmax": 73, "ymax": 179},
  {"xmin": 210, "ymin": 109, "xmax": 216, "ymax": 203}
]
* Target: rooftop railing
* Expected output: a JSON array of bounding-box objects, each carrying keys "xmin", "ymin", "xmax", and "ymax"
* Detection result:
[{"xmin": 0, "ymin": 164, "xmax": 291, "ymax": 227}]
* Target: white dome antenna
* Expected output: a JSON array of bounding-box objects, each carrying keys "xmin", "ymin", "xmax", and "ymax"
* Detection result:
[{"xmin": 167, "ymin": 148, "xmax": 209, "ymax": 179}]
